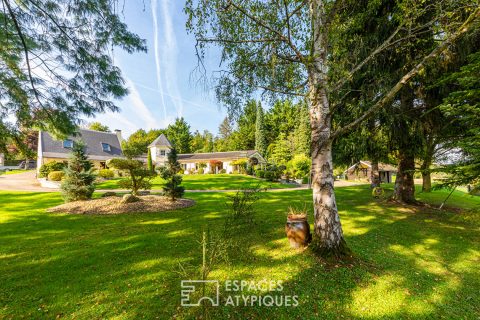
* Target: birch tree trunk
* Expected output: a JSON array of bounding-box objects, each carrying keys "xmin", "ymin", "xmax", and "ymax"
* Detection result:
[{"xmin": 308, "ymin": 0, "xmax": 347, "ymax": 256}]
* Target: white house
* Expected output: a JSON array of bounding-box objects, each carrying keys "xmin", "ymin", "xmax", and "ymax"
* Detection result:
[
  {"xmin": 149, "ymin": 134, "xmax": 266, "ymax": 174},
  {"xmin": 37, "ymin": 129, "xmax": 124, "ymax": 172}
]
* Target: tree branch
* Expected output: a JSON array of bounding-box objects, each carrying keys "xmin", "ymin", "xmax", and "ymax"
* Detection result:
[
  {"xmin": 228, "ymin": 1, "xmax": 305, "ymax": 62},
  {"xmin": 331, "ymin": 7, "xmax": 480, "ymax": 140}
]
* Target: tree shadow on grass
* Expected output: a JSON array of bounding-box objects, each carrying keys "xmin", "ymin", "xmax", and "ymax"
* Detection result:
[
  {"xmin": 1, "ymin": 189, "xmax": 479, "ymax": 319},
  {"xmin": 177, "ymin": 188, "xmax": 480, "ymax": 319}
]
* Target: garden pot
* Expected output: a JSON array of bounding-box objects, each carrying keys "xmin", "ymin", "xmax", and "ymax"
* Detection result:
[{"xmin": 285, "ymin": 214, "xmax": 312, "ymax": 248}]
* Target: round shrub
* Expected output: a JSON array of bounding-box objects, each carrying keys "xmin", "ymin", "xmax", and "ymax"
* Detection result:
[
  {"xmin": 219, "ymin": 169, "xmax": 226, "ymax": 174},
  {"xmin": 102, "ymin": 191, "xmax": 117, "ymax": 197},
  {"xmin": 178, "ymin": 168, "xmax": 185, "ymax": 175},
  {"xmin": 198, "ymin": 168, "xmax": 204, "ymax": 174},
  {"xmin": 39, "ymin": 161, "xmax": 65, "ymax": 178},
  {"xmin": 98, "ymin": 169, "xmax": 114, "ymax": 179},
  {"xmin": 264, "ymin": 170, "xmax": 275, "ymax": 181},
  {"xmin": 48, "ymin": 170, "xmax": 64, "ymax": 181},
  {"xmin": 255, "ymin": 169, "xmax": 265, "ymax": 178}
]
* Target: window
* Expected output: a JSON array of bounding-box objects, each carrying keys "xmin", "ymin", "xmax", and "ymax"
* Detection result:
[
  {"xmin": 63, "ymin": 139, "xmax": 74, "ymax": 148},
  {"xmin": 160, "ymin": 150, "xmax": 166, "ymax": 156},
  {"xmin": 101, "ymin": 143, "xmax": 111, "ymax": 152}
]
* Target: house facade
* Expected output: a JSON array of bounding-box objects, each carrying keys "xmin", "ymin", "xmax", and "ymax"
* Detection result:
[
  {"xmin": 37, "ymin": 131, "xmax": 266, "ymax": 175},
  {"xmin": 345, "ymin": 160, "xmax": 397, "ymax": 183},
  {"xmin": 37, "ymin": 129, "xmax": 124, "ymax": 171},
  {"xmin": 149, "ymin": 134, "xmax": 266, "ymax": 174}
]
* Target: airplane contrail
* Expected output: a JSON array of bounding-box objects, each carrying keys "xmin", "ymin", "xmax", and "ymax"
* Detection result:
[{"xmin": 151, "ymin": 0, "xmax": 167, "ymax": 120}]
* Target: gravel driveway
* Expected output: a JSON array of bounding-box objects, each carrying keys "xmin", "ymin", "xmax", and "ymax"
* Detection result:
[{"xmin": 0, "ymin": 171, "xmax": 51, "ymax": 192}]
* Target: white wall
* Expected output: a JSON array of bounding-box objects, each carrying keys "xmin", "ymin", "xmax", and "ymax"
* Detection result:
[{"xmin": 150, "ymin": 146, "xmax": 170, "ymax": 166}]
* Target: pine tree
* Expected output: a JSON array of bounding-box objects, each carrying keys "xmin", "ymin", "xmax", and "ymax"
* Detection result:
[
  {"xmin": 160, "ymin": 148, "xmax": 185, "ymax": 201},
  {"xmin": 147, "ymin": 148, "xmax": 154, "ymax": 172},
  {"xmin": 255, "ymin": 102, "xmax": 267, "ymax": 156},
  {"xmin": 292, "ymin": 103, "xmax": 311, "ymax": 156},
  {"xmin": 61, "ymin": 142, "xmax": 95, "ymax": 202}
]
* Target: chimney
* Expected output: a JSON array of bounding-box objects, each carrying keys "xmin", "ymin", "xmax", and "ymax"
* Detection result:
[{"xmin": 114, "ymin": 129, "xmax": 123, "ymax": 144}]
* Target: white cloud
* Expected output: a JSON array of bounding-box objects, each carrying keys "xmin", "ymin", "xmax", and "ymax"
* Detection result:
[{"xmin": 125, "ymin": 78, "xmax": 158, "ymax": 130}]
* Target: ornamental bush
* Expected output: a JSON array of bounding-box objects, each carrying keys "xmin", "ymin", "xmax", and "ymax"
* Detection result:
[
  {"xmin": 108, "ymin": 158, "xmax": 156, "ymax": 196},
  {"xmin": 39, "ymin": 161, "xmax": 65, "ymax": 178},
  {"xmin": 255, "ymin": 169, "xmax": 265, "ymax": 178},
  {"xmin": 98, "ymin": 169, "xmax": 114, "ymax": 179},
  {"xmin": 159, "ymin": 148, "xmax": 185, "ymax": 201},
  {"xmin": 48, "ymin": 171, "xmax": 64, "ymax": 181}
]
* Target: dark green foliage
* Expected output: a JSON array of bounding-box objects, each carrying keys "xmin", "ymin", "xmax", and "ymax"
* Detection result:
[
  {"xmin": 435, "ymin": 52, "xmax": 480, "ymax": 190},
  {"xmin": 61, "ymin": 142, "xmax": 95, "ymax": 202},
  {"xmin": 39, "ymin": 161, "xmax": 65, "ymax": 178},
  {"xmin": 87, "ymin": 122, "xmax": 110, "ymax": 132},
  {"xmin": 122, "ymin": 129, "xmax": 166, "ymax": 158},
  {"xmin": 230, "ymin": 100, "xmax": 257, "ymax": 150},
  {"xmin": 191, "ymin": 130, "xmax": 214, "ymax": 153},
  {"xmin": 0, "ymin": 0, "xmax": 145, "ymax": 145},
  {"xmin": 159, "ymin": 148, "xmax": 185, "ymax": 201},
  {"xmin": 147, "ymin": 148, "xmax": 154, "ymax": 172},
  {"xmin": 108, "ymin": 158, "xmax": 156, "ymax": 196},
  {"xmin": 255, "ymin": 169, "xmax": 265, "ymax": 178},
  {"xmin": 255, "ymin": 102, "xmax": 267, "ymax": 155},
  {"xmin": 166, "ymin": 118, "xmax": 192, "ymax": 154}
]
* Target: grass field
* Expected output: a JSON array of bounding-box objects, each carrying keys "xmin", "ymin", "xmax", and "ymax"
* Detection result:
[
  {"xmin": 0, "ymin": 186, "xmax": 479, "ymax": 319},
  {"xmin": 0, "ymin": 169, "xmax": 33, "ymax": 175},
  {"xmin": 96, "ymin": 173, "xmax": 296, "ymax": 190}
]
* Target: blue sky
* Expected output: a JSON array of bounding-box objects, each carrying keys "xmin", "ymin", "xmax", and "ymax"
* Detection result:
[{"xmin": 93, "ymin": 0, "xmax": 226, "ymax": 137}]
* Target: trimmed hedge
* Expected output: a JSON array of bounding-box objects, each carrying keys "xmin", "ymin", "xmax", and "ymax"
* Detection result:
[
  {"xmin": 48, "ymin": 171, "xmax": 64, "ymax": 181},
  {"xmin": 98, "ymin": 169, "xmax": 114, "ymax": 179}
]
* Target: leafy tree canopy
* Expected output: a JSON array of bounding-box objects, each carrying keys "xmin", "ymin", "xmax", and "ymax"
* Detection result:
[{"xmin": 0, "ymin": 0, "xmax": 146, "ymax": 148}]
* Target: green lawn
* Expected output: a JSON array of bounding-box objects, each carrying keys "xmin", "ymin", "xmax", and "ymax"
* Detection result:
[
  {"xmin": 96, "ymin": 173, "xmax": 296, "ymax": 190},
  {"xmin": 0, "ymin": 186, "xmax": 479, "ymax": 319},
  {"xmin": 0, "ymin": 169, "xmax": 33, "ymax": 175}
]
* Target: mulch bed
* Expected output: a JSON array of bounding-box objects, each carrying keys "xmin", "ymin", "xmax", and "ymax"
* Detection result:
[{"xmin": 47, "ymin": 195, "xmax": 195, "ymax": 215}]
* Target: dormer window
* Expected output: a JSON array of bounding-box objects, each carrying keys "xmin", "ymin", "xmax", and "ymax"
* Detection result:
[
  {"xmin": 63, "ymin": 139, "xmax": 74, "ymax": 149},
  {"xmin": 101, "ymin": 143, "xmax": 111, "ymax": 152},
  {"xmin": 160, "ymin": 150, "xmax": 166, "ymax": 156}
]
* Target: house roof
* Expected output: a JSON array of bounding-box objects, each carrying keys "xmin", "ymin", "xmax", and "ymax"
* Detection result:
[
  {"xmin": 178, "ymin": 150, "xmax": 265, "ymax": 163},
  {"xmin": 39, "ymin": 129, "xmax": 123, "ymax": 160},
  {"xmin": 346, "ymin": 160, "xmax": 397, "ymax": 173},
  {"xmin": 148, "ymin": 134, "xmax": 172, "ymax": 148}
]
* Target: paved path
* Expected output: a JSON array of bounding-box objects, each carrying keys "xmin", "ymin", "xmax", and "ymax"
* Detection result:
[
  {"xmin": 0, "ymin": 171, "xmax": 46, "ymax": 192},
  {"xmin": 0, "ymin": 172, "xmax": 363, "ymax": 193}
]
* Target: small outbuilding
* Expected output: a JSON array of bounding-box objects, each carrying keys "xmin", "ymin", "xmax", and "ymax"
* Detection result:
[{"xmin": 345, "ymin": 160, "xmax": 397, "ymax": 183}]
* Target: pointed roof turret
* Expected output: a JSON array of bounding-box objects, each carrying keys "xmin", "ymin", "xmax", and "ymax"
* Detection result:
[{"xmin": 148, "ymin": 134, "xmax": 172, "ymax": 148}]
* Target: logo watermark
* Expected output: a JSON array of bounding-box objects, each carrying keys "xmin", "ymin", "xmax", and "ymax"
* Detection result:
[{"xmin": 181, "ymin": 279, "xmax": 298, "ymax": 307}]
